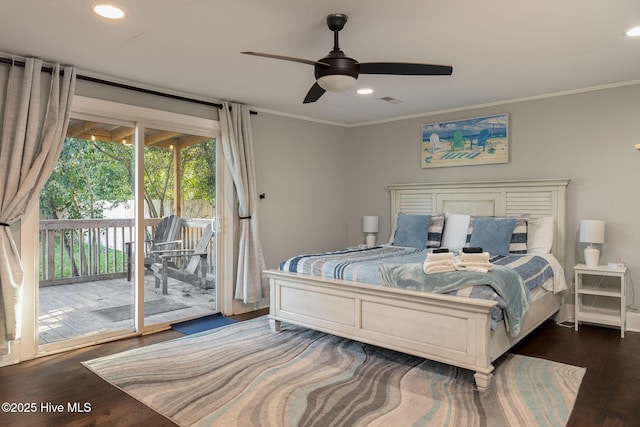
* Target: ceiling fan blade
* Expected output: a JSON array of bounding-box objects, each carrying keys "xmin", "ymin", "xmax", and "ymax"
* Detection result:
[
  {"xmin": 241, "ymin": 52, "xmax": 330, "ymax": 67},
  {"xmin": 358, "ymin": 62, "xmax": 453, "ymax": 76},
  {"xmin": 303, "ymin": 82, "xmax": 326, "ymax": 104}
]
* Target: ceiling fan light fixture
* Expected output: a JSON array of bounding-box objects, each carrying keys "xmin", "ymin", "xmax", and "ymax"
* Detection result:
[{"xmin": 317, "ymin": 74, "xmax": 356, "ymax": 92}]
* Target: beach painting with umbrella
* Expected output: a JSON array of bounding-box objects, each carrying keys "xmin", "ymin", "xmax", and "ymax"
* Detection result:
[{"xmin": 421, "ymin": 113, "xmax": 509, "ymax": 168}]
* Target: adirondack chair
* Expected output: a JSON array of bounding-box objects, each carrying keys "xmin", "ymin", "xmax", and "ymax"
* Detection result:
[
  {"xmin": 471, "ymin": 128, "xmax": 490, "ymax": 151},
  {"xmin": 150, "ymin": 223, "xmax": 215, "ymax": 294},
  {"xmin": 429, "ymin": 132, "xmax": 440, "ymax": 154},
  {"xmin": 126, "ymin": 215, "xmax": 183, "ymax": 281},
  {"xmin": 145, "ymin": 214, "xmax": 183, "ymax": 265},
  {"xmin": 451, "ymin": 130, "xmax": 465, "ymax": 150}
]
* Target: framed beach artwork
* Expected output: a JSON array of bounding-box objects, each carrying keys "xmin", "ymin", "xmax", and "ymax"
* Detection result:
[{"xmin": 421, "ymin": 113, "xmax": 509, "ymax": 168}]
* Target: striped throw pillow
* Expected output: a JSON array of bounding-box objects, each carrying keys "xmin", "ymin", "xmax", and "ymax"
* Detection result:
[{"xmin": 427, "ymin": 214, "xmax": 445, "ymax": 248}]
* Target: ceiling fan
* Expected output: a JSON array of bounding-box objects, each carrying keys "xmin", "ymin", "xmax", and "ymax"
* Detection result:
[{"xmin": 242, "ymin": 13, "xmax": 453, "ymax": 104}]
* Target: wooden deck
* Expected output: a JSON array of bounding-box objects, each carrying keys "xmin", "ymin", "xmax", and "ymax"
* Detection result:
[{"xmin": 38, "ymin": 272, "xmax": 216, "ymax": 345}]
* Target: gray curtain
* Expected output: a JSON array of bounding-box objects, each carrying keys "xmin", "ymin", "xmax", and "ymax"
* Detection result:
[
  {"xmin": 218, "ymin": 101, "xmax": 267, "ymax": 303},
  {"xmin": 0, "ymin": 58, "xmax": 76, "ymax": 354}
]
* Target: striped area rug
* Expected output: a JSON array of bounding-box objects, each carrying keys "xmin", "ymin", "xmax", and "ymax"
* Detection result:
[{"xmin": 83, "ymin": 317, "xmax": 584, "ymax": 427}]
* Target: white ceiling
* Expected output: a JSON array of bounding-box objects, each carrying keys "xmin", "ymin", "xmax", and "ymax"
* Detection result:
[{"xmin": 1, "ymin": 1, "xmax": 639, "ymax": 126}]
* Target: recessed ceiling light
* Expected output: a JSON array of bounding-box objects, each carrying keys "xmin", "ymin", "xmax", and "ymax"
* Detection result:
[
  {"xmin": 357, "ymin": 88, "xmax": 374, "ymax": 95},
  {"xmin": 626, "ymin": 25, "xmax": 640, "ymax": 37},
  {"xmin": 93, "ymin": 4, "xmax": 126, "ymax": 19}
]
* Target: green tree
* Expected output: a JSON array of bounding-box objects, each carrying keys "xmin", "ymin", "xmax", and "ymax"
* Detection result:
[
  {"xmin": 181, "ymin": 139, "xmax": 216, "ymax": 212},
  {"xmin": 143, "ymin": 145, "xmax": 174, "ymax": 218},
  {"xmin": 41, "ymin": 136, "xmax": 216, "ymax": 221},
  {"xmin": 40, "ymin": 138, "xmax": 132, "ymax": 220}
]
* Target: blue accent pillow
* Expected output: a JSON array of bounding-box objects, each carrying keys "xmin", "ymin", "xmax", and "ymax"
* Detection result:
[
  {"xmin": 469, "ymin": 217, "xmax": 517, "ymax": 256},
  {"xmin": 466, "ymin": 216, "xmax": 528, "ymax": 254},
  {"xmin": 393, "ymin": 213, "xmax": 432, "ymax": 248}
]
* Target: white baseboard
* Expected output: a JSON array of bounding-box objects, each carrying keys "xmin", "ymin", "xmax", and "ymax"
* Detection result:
[
  {"xmin": 566, "ymin": 302, "xmax": 640, "ymax": 333},
  {"xmin": 627, "ymin": 311, "xmax": 640, "ymax": 332}
]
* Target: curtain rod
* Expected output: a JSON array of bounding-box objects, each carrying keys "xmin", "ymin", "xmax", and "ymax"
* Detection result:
[
  {"xmin": 77, "ymin": 74, "xmax": 223, "ymax": 109},
  {"xmin": 0, "ymin": 57, "xmax": 257, "ymax": 114}
]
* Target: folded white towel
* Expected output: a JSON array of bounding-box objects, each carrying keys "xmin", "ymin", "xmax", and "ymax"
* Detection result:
[
  {"xmin": 424, "ymin": 259, "xmax": 456, "ymax": 268},
  {"xmin": 425, "ymin": 262, "xmax": 457, "ymax": 274},
  {"xmin": 455, "ymin": 261, "xmax": 494, "ymax": 273},
  {"xmin": 459, "ymin": 252, "xmax": 491, "ymax": 263},
  {"xmin": 426, "ymin": 252, "xmax": 455, "ymax": 262},
  {"xmin": 423, "ymin": 259, "xmax": 456, "ymax": 274}
]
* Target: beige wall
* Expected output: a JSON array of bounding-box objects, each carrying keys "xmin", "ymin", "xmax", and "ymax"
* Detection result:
[
  {"xmin": 345, "ymin": 84, "xmax": 640, "ymax": 294},
  {"xmin": 251, "ymin": 113, "xmax": 350, "ymax": 268}
]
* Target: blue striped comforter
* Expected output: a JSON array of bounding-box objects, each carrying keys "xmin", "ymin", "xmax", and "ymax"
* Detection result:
[{"xmin": 279, "ymin": 246, "xmax": 555, "ymax": 330}]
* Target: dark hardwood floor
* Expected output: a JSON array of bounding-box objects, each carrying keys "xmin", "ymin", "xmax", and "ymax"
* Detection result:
[{"xmin": 0, "ymin": 311, "xmax": 638, "ymax": 426}]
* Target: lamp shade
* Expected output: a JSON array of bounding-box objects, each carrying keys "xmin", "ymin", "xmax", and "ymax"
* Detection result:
[
  {"xmin": 579, "ymin": 220, "xmax": 605, "ymax": 244},
  {"xmin": 363, "ymin": 216, "xmax": 379, "ymax": 233},
  {"xmin": 317, "ymin": 74, "xmax": 356, "ymax": 92}
]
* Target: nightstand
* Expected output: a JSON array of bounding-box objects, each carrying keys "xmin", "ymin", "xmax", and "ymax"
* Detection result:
[{"xmin": 574, "ymin": 263, "xmax": 627, "ymax": 337}]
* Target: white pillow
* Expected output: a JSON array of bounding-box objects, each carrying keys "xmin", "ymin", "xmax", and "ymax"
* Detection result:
[
  {"xmin": 527, "ymin": 216, "xmax": 554, "ymax": 254},
  {"xmin": 442, "ymin": 212, "xmax": 471, "ymax": 252}
]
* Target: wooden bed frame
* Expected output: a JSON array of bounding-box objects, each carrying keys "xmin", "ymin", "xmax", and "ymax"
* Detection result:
[{"xmin": 265, "ymin": 179, "xmax": 570, "ymax": 390}]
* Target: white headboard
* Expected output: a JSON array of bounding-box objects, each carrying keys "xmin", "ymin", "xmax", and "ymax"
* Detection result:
[{"xmin": 387, "ymin": 179, "xmax": 570, "ymax": 264}]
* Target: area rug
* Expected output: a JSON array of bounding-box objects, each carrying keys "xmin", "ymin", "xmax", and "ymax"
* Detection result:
[
  {"xmin": 92, "ymin": 299, "xmax": 189, "ymax": 322},
  {"xmin": 83, "ymin": 316, "xmax": 585, "ymax": 427},
  {"xmin": 171, "ymin": 313, "xmax": 237, "ymax": 335}
]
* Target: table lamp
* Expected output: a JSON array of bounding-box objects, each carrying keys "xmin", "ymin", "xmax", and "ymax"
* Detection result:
[
  {"xmin": 580, "ymin": 219, "xmax": 605, "ymax": 267},
  {"xmin": 363, "ymin": 215, "xmax": 379, "ymax": 247}
]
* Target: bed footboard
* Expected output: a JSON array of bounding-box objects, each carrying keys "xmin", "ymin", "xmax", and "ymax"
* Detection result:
[{"xmin": 266, "ymin": 269, "xmax": 498, "ymax": 390}]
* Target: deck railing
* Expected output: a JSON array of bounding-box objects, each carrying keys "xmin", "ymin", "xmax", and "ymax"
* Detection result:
[{"xmin": 39, "ymin": 218, "xmax": 214, "ymax": 286}]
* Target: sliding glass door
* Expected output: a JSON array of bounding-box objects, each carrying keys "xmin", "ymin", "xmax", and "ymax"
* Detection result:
[
  {"xmin": 141, "ymin": 127, "xmax": 217, "ymax": 327},
  {"xmin": 37, "ymin": 111, "xmax": 219, "ymax": 351},
  {"xmin": 38, "ymin": 117, "xmax": 137, "ymax": 346}
]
